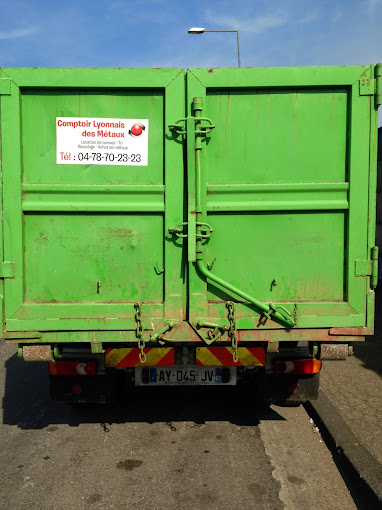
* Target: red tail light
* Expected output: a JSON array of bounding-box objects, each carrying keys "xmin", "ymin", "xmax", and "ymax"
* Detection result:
[
  {"xmin": 274, "ymin": 358, "xmax": 322, "ymax": 375},
  {"xmin": 72, "ymin": 384, "xmax": 83, "ymax": 395},
  {"xmin": 48, "ymin": 361, "xmax": 97, "ymax": 376}
]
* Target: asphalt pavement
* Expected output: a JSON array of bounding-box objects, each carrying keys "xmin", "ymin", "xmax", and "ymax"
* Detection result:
[{"xmin": 0, "ymin": 340, "xmax": 356, "ymax": 510}]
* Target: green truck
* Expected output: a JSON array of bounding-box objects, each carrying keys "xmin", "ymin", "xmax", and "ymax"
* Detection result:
[{"xmin": 1, "ymin": 65, "xmax": 380, "ymax": 403}]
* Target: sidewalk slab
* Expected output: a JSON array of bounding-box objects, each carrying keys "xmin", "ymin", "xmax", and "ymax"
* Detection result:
[
  {"xmin": 309, "ymin": 390, "xmax": 382, "ymax": 502},
  {"xmin": 308, "ymin": 289, "xmax": 382, "ymax": 502},
  {"xmin": 318, "ymin": 352, "xmax": 382, "ymax": 465}
]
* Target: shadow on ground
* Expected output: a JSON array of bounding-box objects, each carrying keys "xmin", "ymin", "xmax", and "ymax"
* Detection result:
[
  {"xmin": 2, "ymin": 352, "xmax": 285, "ymax": 430},
  {"xmin": 353, "ymin": 288, "xmax": 382, "ymax": 378}
]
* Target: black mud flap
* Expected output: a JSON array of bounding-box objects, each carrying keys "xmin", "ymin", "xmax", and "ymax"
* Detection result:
[
  {"xmin": 49, "ymin": 375, "xmax": 118, "ymax": 403},
  {"xmin": 264, "ymin": 373, "xmax": 320, "ymax": 404}
]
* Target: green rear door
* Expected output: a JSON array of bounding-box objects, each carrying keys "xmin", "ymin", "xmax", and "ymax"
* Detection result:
[
  {"xmin": 186, "ymin": 67, "xmax": 376, "ymax": 330},
  {"xmin": 0, "ymin": 66, "xmax": 377, "ymax": 337},
  {"xmin": 0, "ymin": 68, "xmax": 185, "ymax": 332}
]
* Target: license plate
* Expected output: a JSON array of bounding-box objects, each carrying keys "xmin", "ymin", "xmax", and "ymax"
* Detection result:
[{"xmin": 135, "ymin": 366, "xmax": 236, "ymax": 386}]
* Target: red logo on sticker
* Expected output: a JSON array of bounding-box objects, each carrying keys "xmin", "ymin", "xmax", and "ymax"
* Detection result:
[{"xmin": 129, "ymin": 123, "xmax": 145, "ymax": 137}]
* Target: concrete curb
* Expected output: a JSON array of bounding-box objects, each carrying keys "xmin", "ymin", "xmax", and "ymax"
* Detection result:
[{"xmin": 307, "ymin": 389, "xmax": 382, "ymax": 503}]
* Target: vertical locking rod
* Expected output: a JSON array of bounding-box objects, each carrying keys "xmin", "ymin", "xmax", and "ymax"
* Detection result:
[{"xmin": 192, "ymin": 97, "xmax": 295, "ymax": 329}]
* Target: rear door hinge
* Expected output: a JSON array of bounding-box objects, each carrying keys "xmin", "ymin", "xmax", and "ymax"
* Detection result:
[
  {"xmin": 359, "ymin": 77, "xmax": 375, "ymax": 96},
  {"xmin": 0, "ymin": 261, "xmax": 15, "ymax": 278},
  {"xmin": 355, "ymin": 246, "xmax": 378, "ymax": 288},
  {"xmin": 375, "ymin": 63, "xmax": 382, "ymax": 108},
  {"xmin": 359, "ymin": 64, "xmax": 382, "ymax": 109}
]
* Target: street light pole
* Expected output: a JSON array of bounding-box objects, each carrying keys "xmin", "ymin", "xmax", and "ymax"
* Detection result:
[
  {"xmin": 236, "ymin": 31, "xmax": 241, "ymax": 68},
  {"xmin": 188, "ymin": 27, "xmax": 241, "ymax": 68}
]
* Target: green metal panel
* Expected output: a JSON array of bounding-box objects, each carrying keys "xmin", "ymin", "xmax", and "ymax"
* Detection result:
[
  {"xmin": 24, "ymin": 213, "xmax": 164, "ymax": 302},
  {"xmin": 186, "ymin": 66, "xmax": 378, "ymax": 330},
  {"xmin": 0, "ymin": 68, "xmax": 185, "ymax": 332},
  {"xmin": 22, "ymin": 89, "xmax": 165, "ymax": 185},
  {"xmin": 0, "ymin": 65, "xmax": 378, "ymax": 341}
]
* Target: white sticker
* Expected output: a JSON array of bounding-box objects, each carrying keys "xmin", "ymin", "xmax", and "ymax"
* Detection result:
[{"xmin": 56, "ymin": 117, "xmax": 149, "ymax": 166}]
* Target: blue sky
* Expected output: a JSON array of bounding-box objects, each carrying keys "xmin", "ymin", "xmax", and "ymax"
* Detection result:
[{"xmin": 0, "ymin": 0, "xmax": 380, "ymax": 69}]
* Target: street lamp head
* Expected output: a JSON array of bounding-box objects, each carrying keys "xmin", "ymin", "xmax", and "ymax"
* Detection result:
[
  {"xmin": 188, "ymin": 27, "xmax": 205, "ymax": 34},
  {"xmin": 187, "ymin": 26, "xmax": 241, "ymax": 67}
]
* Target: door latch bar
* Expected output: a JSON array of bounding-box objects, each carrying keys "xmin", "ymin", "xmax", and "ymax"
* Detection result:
[
  {"xmin": 196, "ymin": 321, "xmax": 228, "ymax": 345},
  {"xmin": 150, "ymin": 321, "xmax": 175, "ymax": 341},
  {"xmin": 169, "ymin": 117, "xmax": 215, "ymax": 136},
  {"xmin": 168, "ymin": 221, "xmax": 213, "ymax": 239}
]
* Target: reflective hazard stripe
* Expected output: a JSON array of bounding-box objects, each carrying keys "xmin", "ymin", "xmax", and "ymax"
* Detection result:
[
  {"xmin": 105, "ymin": 348, "xmax": 174, "ymax": 367},
  {"xmin": 196, "ymin": 347, "xmax": 265, "ymax": 367}
]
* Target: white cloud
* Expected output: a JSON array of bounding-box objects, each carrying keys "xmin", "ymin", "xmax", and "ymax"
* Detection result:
[
  {"xmin": 296, "ymin": 10, "xmax": 320, "ymax": 24},
  {"xmin": 368, "ymin": 0, "xmax": 381, "ymax": 9},
  {"xmin": 331, "ymin": 8, "xmax": 343, "ymax": 24},
  {"xmin": 205, "ymin": 12, "xmax": 288, "ymax": 34},
  {"xmin": 0, "ymin": 27, "xmax": 39, "ymax": 40}
]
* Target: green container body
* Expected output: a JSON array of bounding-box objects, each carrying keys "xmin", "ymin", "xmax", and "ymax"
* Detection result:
[{"xmin": 0, "ymin": 66, "xmax": 379, "ymax": 345}]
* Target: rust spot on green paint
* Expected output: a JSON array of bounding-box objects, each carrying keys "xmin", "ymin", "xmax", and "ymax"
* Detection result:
[
  {"xmin": 38, "ymin": 232, "xmax": 48, "ymax": 241},
  {"xmin": 102, "ymin": 227, "xmax": 137, "ymax": 239}
]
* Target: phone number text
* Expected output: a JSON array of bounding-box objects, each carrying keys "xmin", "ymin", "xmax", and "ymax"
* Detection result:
[{"xmin": 59, "ymin": 152, "xmax": 142, "ymax": 163}]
